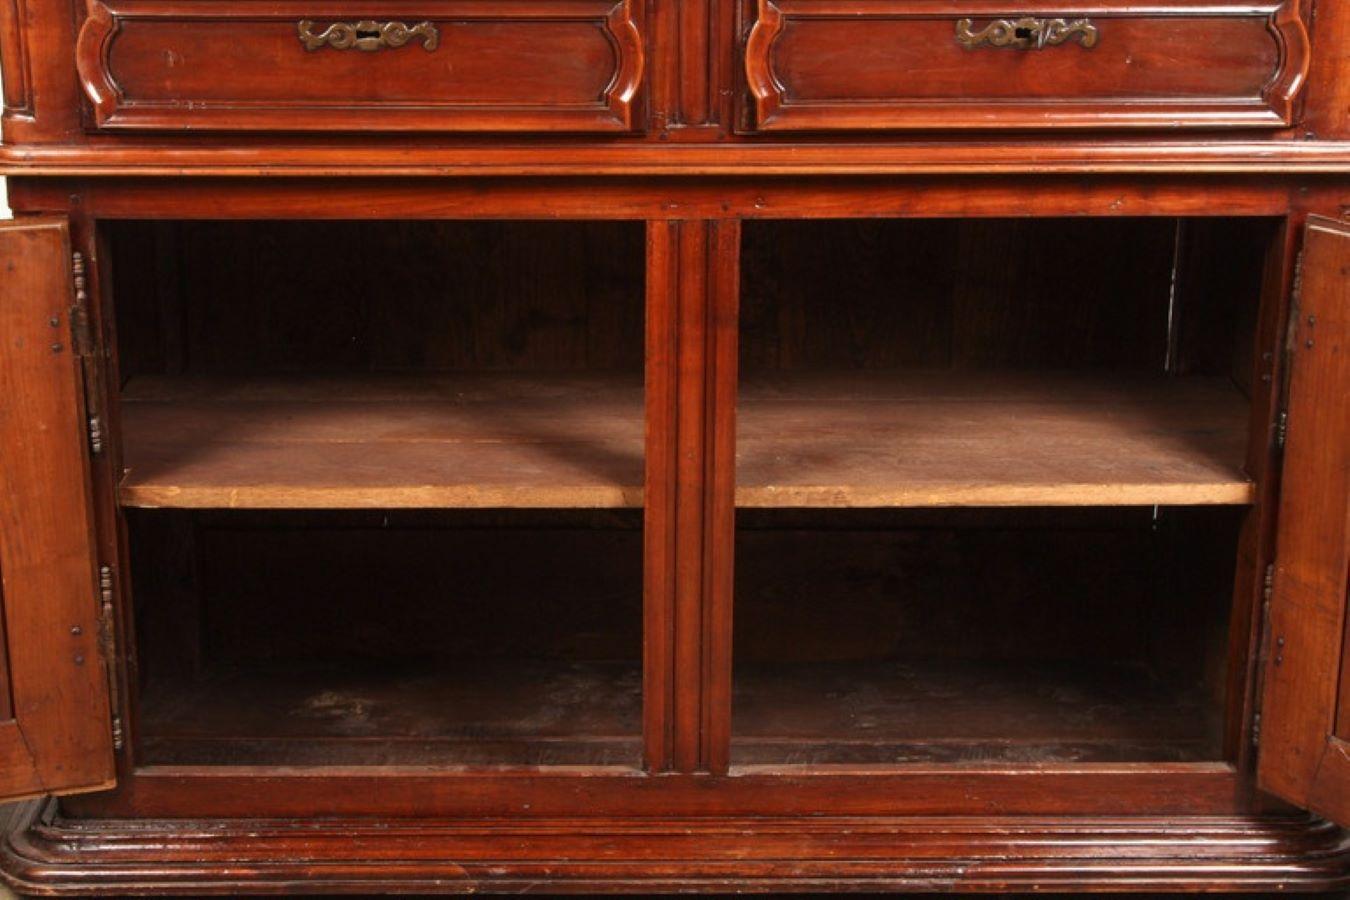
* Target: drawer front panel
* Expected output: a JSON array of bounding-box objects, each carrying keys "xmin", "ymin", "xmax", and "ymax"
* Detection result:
[
  {"xmin": 744, "ymin": 1, "xmax": 1308, "ymax": 131},
  {"xmin": 77, "ymin": 0, "xmax": 643, "ymax": 131}
]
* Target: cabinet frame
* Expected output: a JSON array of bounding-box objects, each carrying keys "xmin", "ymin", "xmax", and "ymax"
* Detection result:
[
  {"xmin": 0, "ymin": 173, "xmax": 1346, "ymax": 891},
  {"xmin": 0, "ymin": 176, "xmax": 1310, "ymax": 819}
]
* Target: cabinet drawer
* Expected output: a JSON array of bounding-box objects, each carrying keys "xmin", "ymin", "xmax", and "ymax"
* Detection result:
[
  {"xmin": 744, "ymin": 1, "xmax": 1308, "ymax": 131},
  {"xmin": 76, "ymin": 0, "xmax": 643, "ymax": 132}
]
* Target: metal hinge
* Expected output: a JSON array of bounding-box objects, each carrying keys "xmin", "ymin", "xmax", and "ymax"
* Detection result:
[
  {"xmin": 96, "ymin": 564, "xmax": 124, "ymax": 752},
  {"xmin": 1273, "ymin": 247, "xmax": 1308, "ymax": 455},
  {"xmin": 1252, "ymin": 562, "xmax": 1278, "ymax": 749},
  {"xmin": 69, "ymin": 251, "xmax": 106, "ymax": 457}
]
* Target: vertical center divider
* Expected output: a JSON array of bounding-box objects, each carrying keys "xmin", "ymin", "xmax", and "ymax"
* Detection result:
[{"xmin": 644, "ymin": 219, "xmax": 740, "ymax": 774}]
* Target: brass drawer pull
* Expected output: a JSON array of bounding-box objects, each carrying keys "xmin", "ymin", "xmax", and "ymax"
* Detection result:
[
  {"xmin": 955, "ymin": 17, "xmax": 1099, "ymax": 50},
  {"xmin": 297, "ymin": 19, "xmax": 440, "ymax": 52}
]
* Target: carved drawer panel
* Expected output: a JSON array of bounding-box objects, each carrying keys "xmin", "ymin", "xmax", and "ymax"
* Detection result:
[
  {"xmin": 743, "ymin": 1, "xmax": 1309, "ymax": 131},
  {"xmin": 77, "ymin": 0, "xmax": 643, "ymax": 131}
]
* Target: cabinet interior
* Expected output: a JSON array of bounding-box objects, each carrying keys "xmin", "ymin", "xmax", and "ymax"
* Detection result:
[
  {"xmin": 732, "ymin": 217, "xmax": 1274, "ymax": 766},
  {"xmin": 110, "ymin": 220, "xmax": 648, "ymax": 767},
  {"xmin": 106, "ymin": 216, "xmax": 1276, "ymax": 769}
]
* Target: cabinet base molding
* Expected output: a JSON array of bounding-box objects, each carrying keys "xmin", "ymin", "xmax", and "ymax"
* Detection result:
[{"xmin": 2, "ymin": 800, "xmax": 1348, "ymax": 894}]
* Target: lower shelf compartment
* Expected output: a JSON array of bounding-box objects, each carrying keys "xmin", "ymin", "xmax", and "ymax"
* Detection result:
[
  {"xmin": 733, "ymin": 660, "xmax": 1222, "ymax": 766},
  {"xmin": 139, "ymin": 659, "xmax": 643, "ymax": 767}
]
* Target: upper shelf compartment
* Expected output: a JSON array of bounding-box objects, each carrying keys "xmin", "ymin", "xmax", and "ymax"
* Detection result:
[
  {"xmin": 76, "ymin": 0, "xmax": 644, "ymax": 132},
  {"xmin": 743, "ymin": 0, "xmax": 1309, "ymax": 131}
]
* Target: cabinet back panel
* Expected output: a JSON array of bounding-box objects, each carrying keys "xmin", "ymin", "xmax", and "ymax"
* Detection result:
[
  {"xmin": 108, "ymin": 220, "xmax": 646, "ymax": 378},
  {"xmin": 128, "ymin": 509, "xmax": 644, "ymax": 677},
  {"xmin": 730, "ymin": 506, "xmax": 1240, "ymax": 765},
  {"xmin": 740, "ymin": 218, "xmax": 1272, "ymax": 377}
]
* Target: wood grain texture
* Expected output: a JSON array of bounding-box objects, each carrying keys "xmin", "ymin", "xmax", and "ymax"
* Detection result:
[
  {"xmin": 76, "ymin": 0, "xmax": 645, "ymax": 132},
  {"xmin": 745, "ymin": 0, "xmax": 1309, "ymax": 131},
  {"xmin": 117, "ymin": 370, "xmax": 1251, "ymax": 511},
  {"xmin": 138, "ymin": 659, "xmax": 642, "ymax": 767},
  {"xmin": 4, "ymin": 144, "xmax": 1350, "ymax": 178},
  {"xmin": 737, "ymin": 371, "xmax": 1253, "ymax": 508},
  {"xmin": 731, "ymin": 659, "xmax": 1222, "ymax": 765},
  {"xmin": 108, "ymin": 219, "xmax": 646, "ymax": 378},
  {"xmin": 118, "ymin": 374, "xmax": 646, "ymax": 509},
  {"xmin": 64, "ymin": 762, "xmax": 1248, "ymax": 819},
  {"xmin": 645, "ymin": 220, "xmax": 737, "ymax": 774},
  {"xmin": 1304, "ymin": 0, "xmax": 1350, "ymax": 138},
  {"xmin": 10, "ymin": 800, "xmax": 1350, "ymax": 893},
  {"xmin": 1258, "ymin": 216, "xmax": 1350, "ymax": 820},
  {"xmin": 0, "ymin": 218, "xmax": 114, "ymax": 802}
]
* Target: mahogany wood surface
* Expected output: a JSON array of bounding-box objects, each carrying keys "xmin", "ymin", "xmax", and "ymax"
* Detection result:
[
  {"xmin": 0, "ymin": 219, "xmax": 115, "ymax": 802},
  {"xmin": 76, "ymin": 0, "xmax": 645, "ymax": 132},
  {"xmin": 7, "ymin": 801, "xmax": 1350, "ymax": 893},
  {"xmin": 735, "ymin": 371, "xmax": 1254, "ymax": 507},
  {"xmin": 117, "ymin": 374, "xmax": 647, "ymax": 509},
  {"xmin": 1258, "ymin": 216, "xmax": 1350, "ymax": 819},
  {"xmin": 114, "ymin": 370, "xmax": 1253, "ymax": 509},
  {"xmin": 0, "ymin": 0, "xmax": 1349, "ymax": 889},
  {"xmin": 744, "ymin": 0, "xmax": 1307, "ymax": 131}
]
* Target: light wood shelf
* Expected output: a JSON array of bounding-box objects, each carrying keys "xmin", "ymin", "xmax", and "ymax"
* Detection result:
[
  {"xmin": 119, "ymin": 373, "xmax": 646, "ymax": 509},
  {"xmin": 119, "ymin": 370, "xmax": 1253, "ymax": 510},
  {"xmin": 735, "ymin": 371, "xmax": 1255, "ymax": 508}
]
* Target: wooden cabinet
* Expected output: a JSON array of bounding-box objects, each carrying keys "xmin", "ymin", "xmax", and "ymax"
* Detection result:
[{"xmin": 0, "ymin": 0, "xmax": 1348, "ymax": 893}]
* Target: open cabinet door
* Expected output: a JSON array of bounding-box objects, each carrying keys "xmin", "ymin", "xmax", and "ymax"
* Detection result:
[
  {"xmin": 1258, "ymin": 215, "xmax": 1350, "ymax": 824},
  {"xmin": 0, "ymin": 218, "xmax": 115, "ymax": 801}
]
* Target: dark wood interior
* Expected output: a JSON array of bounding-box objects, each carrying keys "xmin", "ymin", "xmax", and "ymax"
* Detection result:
[
  {"xmin": 2, "ymin": 0, "xmax": 1349, "ymax": 886},
  {"xmin": 128, "ymin": 509, "xmax": 644, "ymax": 767},
  {"xmin": 730, "ymin": 217, "xmax": 1270, "ymax": 767},
  {"xmin": 106, "ymin": 216, "xmax": 1271, "ymax": 772},
  {"xmin": 732, "ymin": 506, "xmax": 1240, "ymax": 765}
]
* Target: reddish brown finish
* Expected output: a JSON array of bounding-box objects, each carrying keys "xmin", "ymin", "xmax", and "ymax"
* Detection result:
[
  {"xmin": 7, "ymin": 802, "xmax": 1350, "ymax": 894},
  {"xmin": 1304, "ymin": 0, "xmax": 1350, "ymax": 137},
  {"xmin": 646, "ymin": 220, "xmax": 737, "ymax": 774},
  {"xmin": 62, "ymin": 763, "xmax": 1249, "ymax": 819},
  {"xmin": 0, "ymin": 218, "xmax": 115, "ymax": 803},
  {"xmin": 76, "ymin": 0, "xmax": 644, "ymax": 132},
  {"xmin": 1258, "ymin": 215, "xmax": 1350, "ymax": 821},
  {"xmin": 744, "ymin": 0, "xmax": 1310, "ymax": 131},
  {"xmin": 1, "ymin": 0, "xmax": 1350, "ymax": 888},
  {"xmin": 7, "ymin": 141, "xmax": 1350, "ymax": 177},
  {"xmin": 2, "ymin": 175, "xmax": 1299, "ymax": 219}
]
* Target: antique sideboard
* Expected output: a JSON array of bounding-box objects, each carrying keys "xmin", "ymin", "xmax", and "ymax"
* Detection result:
[{"xmin": 0, "ymin": 0, "xmax": 1348, "ymax": 892}]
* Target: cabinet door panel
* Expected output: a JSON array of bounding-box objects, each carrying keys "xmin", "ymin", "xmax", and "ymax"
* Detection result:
[
  {"xmin": 0, "ymin": 217, "xmax": 115, "ymax": 801},
  {"xmin": 1258, "ymin": 216, "xmax": 1350, "ymax": 824}
]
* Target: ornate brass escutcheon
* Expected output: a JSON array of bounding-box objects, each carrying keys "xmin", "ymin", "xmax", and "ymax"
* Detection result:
[
  {"xmin": 297, "ymin": 19, "xmax": 440, "ymax": 52},
  {"xmin": 955, "ymin": 16, "xmax": 1099, "ymax": 50}
]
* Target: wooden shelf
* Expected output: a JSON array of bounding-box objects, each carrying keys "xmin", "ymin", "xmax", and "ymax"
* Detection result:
[
  {"xmin": 732, "ymin": 659, "xmax": 1222, "ymax": 766},
  {"xmin": 119, "ymin": 371, "xmax": 1253, "ymax": 510},
  {"xmin": 119, "ymin": 374, "xmax": 646, "ymax": 509},
  {"xmin": 737, "ymin": 371, "xmax": 1254, "ymax": 508}
]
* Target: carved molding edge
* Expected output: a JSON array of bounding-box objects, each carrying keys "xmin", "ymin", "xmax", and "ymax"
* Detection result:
[
  {"xmin": 601, "ymin": 0, "xmax": 645, "ymax": 129},
  {"xmin": 743, "ymin": 0, "xmax": 786, "ymax": 128},
  {"xmin": 75, "ymin": 0, "xmax": 120, "ymax": 126},
  {"xmin": 1264, "ymin": 0, "xmax": 1312, "ymax": 126}
]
